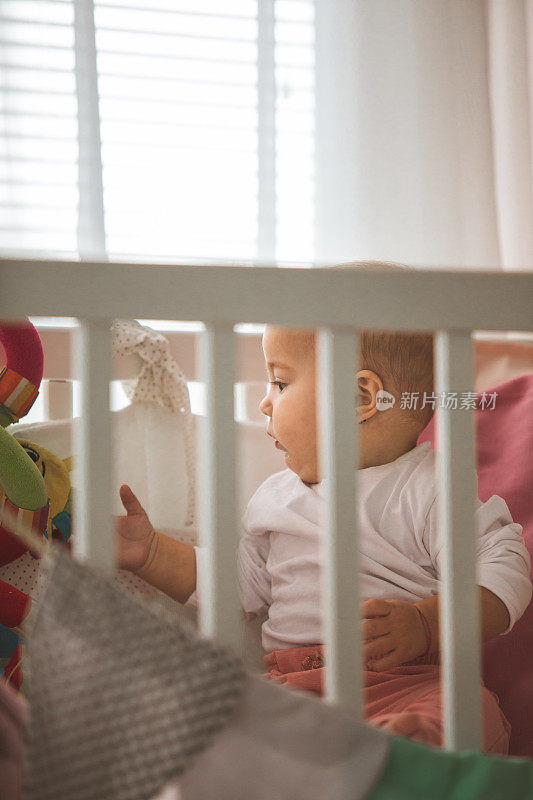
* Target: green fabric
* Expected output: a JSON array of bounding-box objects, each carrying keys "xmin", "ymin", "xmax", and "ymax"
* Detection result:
[
  {"xmin": 0, "ymin": 406, "xmax": 13, "ymax": 429},
  {"xmin": 367, "ymin": 737, "xmax": 533, "ymax": 800},
  {"xmin": 0, "ymin": 426, "xmax": 48, "ymax": 510}
]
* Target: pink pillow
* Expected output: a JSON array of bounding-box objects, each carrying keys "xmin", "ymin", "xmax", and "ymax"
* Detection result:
[{"xmin": 418, "ymin": 374, "xmax": 533, "ymax": 757}]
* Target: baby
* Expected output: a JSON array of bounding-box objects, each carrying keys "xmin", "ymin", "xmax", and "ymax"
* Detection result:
[{"xmin": 116, "ymin": 277, "xmax": 532, "ymax": 753}]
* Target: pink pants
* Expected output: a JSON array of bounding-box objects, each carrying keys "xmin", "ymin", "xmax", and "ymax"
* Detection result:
[{"xmin": 264, "ymin": 645, "xmax": 510, "ymax": 755}]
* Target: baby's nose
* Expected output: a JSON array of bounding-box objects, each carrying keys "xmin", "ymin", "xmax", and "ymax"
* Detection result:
[{"xmin": 259, "ymin": 391, "xmax": 271, "ymax": 417}]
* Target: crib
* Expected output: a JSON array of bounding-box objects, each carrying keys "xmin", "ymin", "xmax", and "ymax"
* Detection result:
[{"xmin": 1, "ymin": 258, "xmax": 532, "ymax": 793}]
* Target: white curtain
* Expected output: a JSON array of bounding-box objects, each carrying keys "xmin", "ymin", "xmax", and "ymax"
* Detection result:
[{"xmin": 315, "ymin": 0, "xmax": 533, "ymax": 271}]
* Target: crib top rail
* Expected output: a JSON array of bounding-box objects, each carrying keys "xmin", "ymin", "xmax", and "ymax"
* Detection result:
[{"xmin": 1, "ymin": 259, "xmax": 531, "ymax": 332}]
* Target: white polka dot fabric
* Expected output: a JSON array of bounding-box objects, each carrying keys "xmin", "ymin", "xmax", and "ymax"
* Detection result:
[
  {"xmin": 24, "ymin": 550, "xmax": 244, "ymax": 800},
  {"xmin": 0, "ymin": 546, "xmax": 160, "ymax": 606},
  {"xmin": 111, "ymin": 320, "xmax": 195, "ymax": 527},
  {"xmin": 0, "ymin": 552, "xmax": 42, "ymax": 600}
]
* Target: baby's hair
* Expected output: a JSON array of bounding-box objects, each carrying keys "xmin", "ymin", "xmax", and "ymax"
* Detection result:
[{"xmin": 332, "ymin": 261, "xmax": 434, "ymax": 430}]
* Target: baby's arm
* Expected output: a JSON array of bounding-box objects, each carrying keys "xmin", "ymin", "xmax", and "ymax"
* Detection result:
[
  {"xmin": 413, "ymin": 586, "xmax": 510, "ymax": 655},
  {"xmin": 364, "ymin": 487, "xmax": 531, "ymax": 672},
  {"xmin": 362, "ymin": 587, "xmax": 510, "ymax": 671},
  {"xmin": 116, "ymin": 485, "xmax": 196, "ymax": 603}
]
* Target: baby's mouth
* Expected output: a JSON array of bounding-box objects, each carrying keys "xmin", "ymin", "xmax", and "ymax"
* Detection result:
[{"xmin": 267, "ymin": 430, "xmax": 287, "ymax": 452}]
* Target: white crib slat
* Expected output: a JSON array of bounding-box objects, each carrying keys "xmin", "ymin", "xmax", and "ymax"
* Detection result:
[
  {"xmin": 72, "ymin": 319, "xmax": 114, "ymax": 570},
  {"xmin": 436, "ymin": 330, "xmax": 481, "ymax": 751},
  {"xmin": 318, "ymin": 328, "xmax": 362, "ymax": 717},
  {"xmin": 199, "ymin": 324, "xmax": 241, "ymax": 653}
]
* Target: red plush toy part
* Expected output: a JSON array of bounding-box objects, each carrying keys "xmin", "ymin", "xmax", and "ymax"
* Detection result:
[
  {"xmin": 0, "ymin": 318, "xmax": 43, "ymax": 422},
  {"xmin": 0, "ymin": 498, "xmax": 50, "ymax": 567},
  {"xmin": 0, "ymin": 581, "xmax": 31, "ymax": 630}
]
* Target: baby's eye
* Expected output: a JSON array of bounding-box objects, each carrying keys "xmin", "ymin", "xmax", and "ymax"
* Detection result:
[{"xmin": 270, "ymin": 380, "xmax": 287, "ymax": 393}]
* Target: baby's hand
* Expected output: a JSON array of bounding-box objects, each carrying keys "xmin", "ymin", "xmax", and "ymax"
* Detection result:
[
  {"xmin": 115, "ymin": 485, "xmax": 155, "ymax": 573},
  {"xmin": 361, "ymin": 598, "xmax": 428, "ymax": 671}
]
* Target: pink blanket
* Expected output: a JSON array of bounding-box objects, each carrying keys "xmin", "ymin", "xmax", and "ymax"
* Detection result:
[
  {"xmin": 264, "ymin": 645, "xmax": 510, "ymax": 755},
  {"xmin": 418, "ymin": 374, "xmax": 533, "ymax": 756}
]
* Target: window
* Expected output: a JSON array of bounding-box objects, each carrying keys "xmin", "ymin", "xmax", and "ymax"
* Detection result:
[
  {"xmin": 0, "ymin": 0, "xmax": 315, "ymax": 264},
  {"xmin": 0, "ymin": 0, "xmax": 79, "ymax": 257}
]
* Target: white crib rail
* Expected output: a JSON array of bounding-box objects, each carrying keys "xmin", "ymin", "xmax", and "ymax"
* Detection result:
[
  {"xmin": 436, "ymin": 331, "xmax": 480, "ymax": 751},
  {"xmin": 318, "ymin": 328, "xmax": 362, "ymax": 718},
  {"xmin": 74, "ymin": 318, "xmax": 114, "ymax": 570},
  {"xmin": 199, "ymin": 324, "xmax": 241, "ymax": 653},
  {"xmin": 1, "ymin": 259, "xmax": 532, "ymax": 753}
]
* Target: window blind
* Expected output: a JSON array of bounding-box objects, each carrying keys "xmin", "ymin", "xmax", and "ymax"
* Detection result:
[
  {"xmin": 0, "ymin": 0, "xmax": 315, "ymax": 264},
  {"xmin": 0, "ymin": 0, "xmax": 79, "ymax": 257}
]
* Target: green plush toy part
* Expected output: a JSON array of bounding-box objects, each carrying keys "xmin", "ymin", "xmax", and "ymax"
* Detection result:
[
  {"xmin": 0, "ymin": 425, "xmax": 48, "ymax": 510},
  {"xmin": 14, "ymin": 440, "xmax": 72, "ymax": 541}
]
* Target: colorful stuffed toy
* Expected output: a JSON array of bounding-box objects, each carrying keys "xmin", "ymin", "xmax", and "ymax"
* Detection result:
[{"xmin": 0, "ymin": 319, "xmax": 72, "ymax": 690}]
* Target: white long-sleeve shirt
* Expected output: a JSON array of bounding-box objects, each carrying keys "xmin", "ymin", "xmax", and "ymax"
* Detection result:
[{"xmin": 194, "ymin": 442, "xmax": 532, "ymax": 653}]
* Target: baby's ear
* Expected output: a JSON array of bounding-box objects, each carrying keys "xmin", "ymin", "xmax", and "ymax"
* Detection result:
[
  {"xmin": 356, "ymin": 370, "xmax": 382, "ymax": 421},
  {"xmin": 357, "ymin": 369, "xmax": 382, "ymax": 393}
]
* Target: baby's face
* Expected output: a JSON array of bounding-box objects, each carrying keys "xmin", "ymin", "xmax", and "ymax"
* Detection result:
[{"xmin": 260, "ymin": 326, "xmax": 319, "ymax": 483}]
